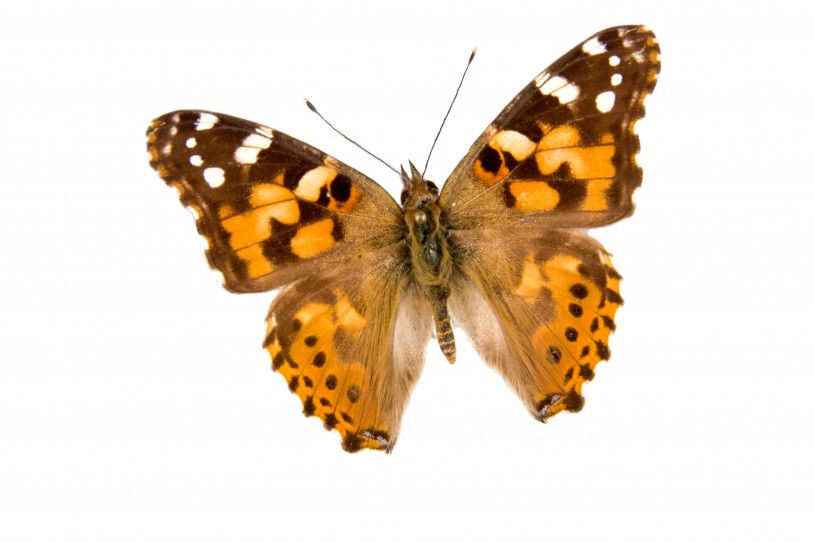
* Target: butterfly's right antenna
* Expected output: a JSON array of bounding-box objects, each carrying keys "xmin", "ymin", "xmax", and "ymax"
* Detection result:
[
  {"xmin": 421, "ymin": 48, "xmax": 477, "ymax": 178},
  {"xmin": 304, "ymin": 99, "xmax": 405, "ymax": 181}
]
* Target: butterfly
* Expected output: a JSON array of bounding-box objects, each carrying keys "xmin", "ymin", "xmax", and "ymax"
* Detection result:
[{"xmin": 146, "ymin": 25, "xmax": 660, "ymax": 452}]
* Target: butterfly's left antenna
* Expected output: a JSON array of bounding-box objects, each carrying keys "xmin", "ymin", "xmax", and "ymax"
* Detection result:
[
  {"xmin": 422, "ymin": 48, "xmax": 477, "ymax": 178},
  {"xmin": 304, "ymin": 99, "xmax": 404, "ymax": 180}
]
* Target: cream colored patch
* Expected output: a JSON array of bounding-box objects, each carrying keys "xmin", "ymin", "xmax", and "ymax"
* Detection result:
[
  {"xmin": 335, "ymin": 291, "xmax": 367, "ymax": 334},
  {"xmin": 242, "ymin": 133, "xmax": 273, "ymax": 149},
  {"xmin": 290, "ymin": 218, "xmax": 336, "ymax": 258},
  {"xmin": 514, "ymin": 254, "xmax": 545, "ymax": 300},
  {"xmin": 196, "ymin": 113, "xmax": 218, "ymax": 131},
  {"xmin": 609, "ymin": 55, "xmax": 621, "ymax": 67},
  {"xmin": 539, "ymin": 75, "xmax": 579, "ymax": 104},
  {"xmin": 581, "ymin": 36, "xmax": 606, "ymax": 55},
  {"xmin": 294, "ymin": 166, "xmax": 337, "ymax": 201},
  {"xmin": 596, "ymin": 91, "xmax": 616, "ymax": 113},
  {"xmin": 234, "ymin": 146, "xmax": 261, "ymax": 164},
  {"xmin": 250, "ymin": 183, "xmax": 300, "ymax": 224},
  {"xmin": 189, "ymin": 155, "xmax": 203, "ymax": 166},
  {"xmin": 535, "ymin": 125, "xmax": 616, "ymax": 179},
  {"xmin": 490, "ymin": 130, "xmax": 536, "ymax": 161},
  {"xmin": 509, "ymin": 181, "xmax": 560, "ymax": 212},
  {"xmin": 203, "ymin": 167, "xmax": 225, "ymax": 188},
  {"xmin": 611, "ymin": 73, "xmax": 622, "ymax": 86},
  {"xmin": 185, "ymin": 137, "xmax": 197, "ymax": 148}
]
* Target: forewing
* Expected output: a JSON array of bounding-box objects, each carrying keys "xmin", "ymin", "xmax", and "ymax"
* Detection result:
[
  {"xmin": 449, "ymin": 228, "xmax": 622, "ymax": 421},
  {"xmin": 440, "ymin": 25, "xmax": 660, "ymax": 229},
  {"xmin": 147, "ymin": 110, "xmax": 404, "ymax": 293},
  {"xmin": 263, "ymin": 243, "xmax": 432, "ymax": 452}
]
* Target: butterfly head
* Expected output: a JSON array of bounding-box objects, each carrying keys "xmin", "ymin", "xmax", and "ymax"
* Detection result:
[{"xmin": 399, "ymin": 161, "xmax": 439, "ymax": 210}]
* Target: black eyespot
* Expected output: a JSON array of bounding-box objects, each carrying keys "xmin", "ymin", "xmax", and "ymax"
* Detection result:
[
  {"xmin": 425, "ymin": 181, "xmax": 439, "ymax": 194},
  {"xmin": 400, "ymin": 190, "xmax": 409, "ymax": 205}
]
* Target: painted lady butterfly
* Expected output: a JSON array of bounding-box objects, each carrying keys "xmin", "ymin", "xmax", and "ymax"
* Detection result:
[{"xmin": 146, "ymin": 25, "xmax": 660, "ymax": 452}]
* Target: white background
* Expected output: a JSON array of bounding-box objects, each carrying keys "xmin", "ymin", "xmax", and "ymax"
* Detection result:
[{"xmin": 2, "ymin": 1, "xmax": 813, "ymax": 540}]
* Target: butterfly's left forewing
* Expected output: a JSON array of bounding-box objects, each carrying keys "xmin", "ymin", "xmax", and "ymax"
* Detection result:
[{"xmin": 147, "ymin": 110, "xmax": 404, "ymax": 293}]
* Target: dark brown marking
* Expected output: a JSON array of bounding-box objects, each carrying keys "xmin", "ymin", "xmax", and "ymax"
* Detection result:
[
  {"xmin": 341, "ymin": 434, "xmax": 362, "ymax": 453},
  {"xmin": 581, "ymin": 345, "xmax": 591, "ymax": 358},
  {"xmin": 548, "ymin": 346, "xmax": 562, "ymax": 363},
  {"xmin": 303, "ymin": 376, "xmax": 313, "ymax": 388},
  {"xmin": 605, "ymin": 265, "xmax": 622, "ymax": 280},
  {"xmin": 579, "ymin": 364, "xmax": 595, "ymax": 381},
  {"xmin": 272, "ymin": 352, "xmax": 285, "ymax": 371},
  {"xmin": 568, "ymin": 303, "xmax": 583, "ymax": 318},
  {"xmin": 341, "ymin": 412, "xmax": 353, "ymax": 424},
  {"xmin": 563, "ymin": 390, "xmax": 585, "ymax": 412},
  {"xmin": 570, "ymin": 283, "xmax": 589, "ymax": 299},
  {"xmin": 291, "ymin": 319, "xmax": 302, "ymax": 333},
  {"xmin": 577, "ymin": 263, "xmax": 590, "ymax": 276},
  {"xmin": 347, "ymin": 385, "xmax": 360, "ymax": 404},
  {"xmin": 325, "ymin": 374, "xmax": 338, "ymax": 390},
  {"xmin": 564, "ymin": 367, "xmax": 575, "ymax": 384},
  {"xmin": 262, "ymin": 328, "xmax": 277, "ymax": 348},
  {"xmin": 304, "ymin": 335, "xmax": 318, "ymax": 347},
  {"xmin": 286, "ymin": 358, "xmax": 299, "ymax": 369},
  {"xmin": 565, "ymin": 327, "xmax": 578, "ymax": 342},
  {"xmin": 319, "ymin": 397, "xmax": 331, "ymax": 407},
  {"xmin": 315, "ymin": 185, "xmax": 331, "ymax": 206},
  {"xmin": 601, "ymin": 315, "xmax": 616, "ymax": 331},
  {"xmin": 312, "ymin": 351, "xmax": 326, "ymax": 367},
  {"xmin": 590, "ymin": 318, "xmax": 599, "ymax": 333},
  {"xmin": 595, "ymin": 340, "xmax": 610, "ymax": 360},
  {"xmin": 606, "ymin": 289, "xmax": 623, "ymax": 305},
  {"xmin": 323, "ymin": 413, "xmax": 338, "ymax": 430},
  {"xmin": 548, "ymin": 179, "xmax": 587, "ymax": 210},
  {"xmin": 330, "ymin": 175, "xmax": 352, "ymax": 202},
  {"xmin": 288, "ymin": 376, "xmax": 299, "ymax": 393},
  {"xmin": 303, "ymin": 396, "xmax": 315, "ymax": 417},
  {"xmin": 479, "ymin": 146, "xmax": 502, "ymax": 174}
]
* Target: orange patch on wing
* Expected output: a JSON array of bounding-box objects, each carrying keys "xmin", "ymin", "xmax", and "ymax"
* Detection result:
[
  {"xmin": 536, "ymin": 125, "xmax": 616, "ymax": 179},
  {"xmin": 221, "ymin": 183, "xmax": 299, "ymax": 249},
  {"xmin": 290, "ymin": 218, "xmax": 336, "ymax": 258},
  {"xmin": 509, "ymin": 181, "xmax": 560, "ymax": 212},
  {"xmin": 514, "ymin": 254, "xmax": 546, "ymax": 300},
  {"xmin": 236, "ymin": 245, "xmax": 274, "ymax": 278},
  {"xmin": 582, "ymin": 178, "xmax": 613, "ymax": 211},
  {"xmin": 294, "ymin": 166, "xmax": 337, "ymax": 201}
]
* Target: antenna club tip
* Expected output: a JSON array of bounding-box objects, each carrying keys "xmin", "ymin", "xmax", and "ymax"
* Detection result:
[
  {"xmin": 470, "ymin": 47, "xmax": 477, "ymax": 61},
  {"xmin": 304, "ymin": 99, "xmax": 317, "ymax": 113}
]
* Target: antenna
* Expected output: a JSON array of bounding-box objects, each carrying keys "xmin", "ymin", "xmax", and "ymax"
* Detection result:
[
  {"xmin": 304, "ymin": 99, "xmax": 404, "ymax": 179},
  {"xmin": 422, "ymin": 48, "xmax": 477, "ymax": 178}
]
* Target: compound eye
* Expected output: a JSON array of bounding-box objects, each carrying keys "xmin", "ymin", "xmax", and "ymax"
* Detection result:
[
  {"xmin": 400, "ymin": 190, "xmax": 409, "ymax": 205},
  {"xmin": 426, "ymin": 181, "xmax": 439, "ymax": 194}
]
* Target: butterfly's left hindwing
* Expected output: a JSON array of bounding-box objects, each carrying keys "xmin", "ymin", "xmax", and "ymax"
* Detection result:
[{"xmin": 147, "ymin": 111, "xmax": 404, "ymax": 293}]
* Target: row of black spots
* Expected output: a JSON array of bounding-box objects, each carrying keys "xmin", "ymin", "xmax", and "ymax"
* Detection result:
[{"xmin": 562, "ymin": 363, "xmax": 595, "ymax": 385}]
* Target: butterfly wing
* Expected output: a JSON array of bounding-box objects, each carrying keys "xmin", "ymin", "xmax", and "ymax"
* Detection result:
[
  {"xmin": 440, "ymin": 25, "xmax": 660, "ymax": 229},
  {"xmin": 444, "ymin": 25, "xmax": 659, "ymax": 422},
  {"xmin": 264, "ymin": 243, "xmax": 432, "ymax": 452},
  {"xmin": 449, "ymin": 228, "xmax": 621, "ymax": 420},
  {"xmin": 147, "ymin": 110, "xmax": 404, "ymax": 293}
]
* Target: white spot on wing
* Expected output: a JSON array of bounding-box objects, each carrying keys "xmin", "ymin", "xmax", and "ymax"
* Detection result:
[
  {"xmin": 186, "ymin": 137, "xmax": 197, "ymax": 148},
  {"xmin": 609, "ymin": 55, "xmax": 621, "ymax": 67},
  {"xmin": 581, "ymin": 36, "xmax": 606, "ymax": 55},
  {"xmin": 196, "ymin": 113, "xmax": 218, "ymax": 131},
  {"xmin": 234, "ymin": 146, "xmax": 261, "ymax": 164},
  {"xmin": 203, "ymin": 167, "xmax": 226, "ymax": 188},
  {"xmin": 611, "ymin": 73, "xmax": 623, "ymax": 86},
  {"xmin": 189, "ymin": 155, "xmax": 203, "ymax": 166},
  {"xmin": 538, "ymin": 75, "xmax": 579, "ymax": 104},
  {"xmin": 242, "ymin": 133, "xmax": 272, "ymax": 149},
  {"xmin": 161, "ymin": 143, "xmax": 172, "ymax": 155},
  {"xmin": 596, "ymin": 91, "xmax": 616, "ymax": 113}
]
